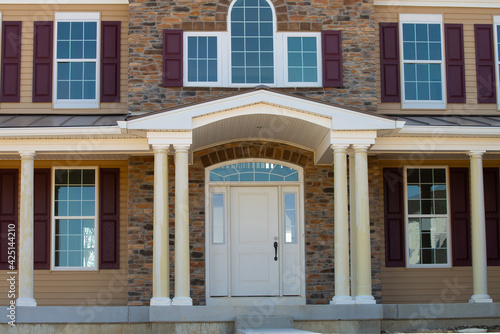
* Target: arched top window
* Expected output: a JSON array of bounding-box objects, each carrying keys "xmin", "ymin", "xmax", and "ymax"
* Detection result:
[{"xmin": 210, "ymin": 161, "xmax": 299, "ymax": 182}]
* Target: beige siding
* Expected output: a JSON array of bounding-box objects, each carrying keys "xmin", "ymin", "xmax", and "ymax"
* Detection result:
[
  {"xmin": 379, "ymin": 159, "xmax": 500, "ymax": 304},
  {"xmin": 0, "ymin": 5, "xmax": 128, "ymax": 114},
  {"xmin": 375, "ymin": 6, "xmax": 500, "ymax": 115},
  {"xmin": 0, "ymin": 160, "xmax": 128, "ymax": 306}
]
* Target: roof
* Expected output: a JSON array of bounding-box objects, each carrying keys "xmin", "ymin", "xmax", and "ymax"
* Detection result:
[
  {"xmin": 0, "ymin": 114, "xmax": 128, "ymax": 128},
  {"xmin": 394, "ymin": 115, "xmax": 500, "ymax": 127}
]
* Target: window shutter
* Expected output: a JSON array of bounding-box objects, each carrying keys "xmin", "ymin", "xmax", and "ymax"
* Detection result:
[
  {"xmin": 163, "ymin": 29, "xmax": 183, "ymax": 87},
  {"xmin": 474, "ymin": 24, "xmax": 496, "ymax": 104},
  {"xmin": 32, "ymin": 22, "xmax": 53, "ymax": 103},
  {"xmin": 1, "ymin": 22, "xmax": 22, "ymax": 102},
  {"xmin": 445, "ymin": 24, "xmax": 466, "ymax": 103},
  {"xmin": 0, "ymin": 170, "xmax": 18, "ymax": 270},
  {"xmin": 322, "ymin": 30, "xmax": 343, "ymax": 87},
  {"xmin": 483, "ymin": 168, "xmax": 500, "ymax": 266},
  {"xmin": 34, "ymin": 169, "xmax": 51, "ymax": 269},
  {"xmin": 383, "ymin": 168, "xmax": 405, "ymax": 267},
  {"xmin": 379, "ymin": 23, "xmax": 400, "ymax": 102},
  {"xmin": 99, "ymin": 168, "xmax": 120, "ymax": 269},
  {"xmin": 101, "ymin": 21, "xmax": 121, "ymax": 102},
  {"xmin": 450, "ymin": 168, "xmax": 471, "ymax": 266}
]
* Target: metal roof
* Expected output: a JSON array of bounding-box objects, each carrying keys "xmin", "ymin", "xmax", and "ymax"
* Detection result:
[
  {"xmin": 394, "ymin": 115, "xmax": 500, "ymax": 127},
  {"xmin": 0, "ymin": 114, "xmax": 127, "ymax": 127}
]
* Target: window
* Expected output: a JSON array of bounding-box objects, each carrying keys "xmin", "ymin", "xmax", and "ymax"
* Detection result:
[
  {"xmin": 183, "ymin": 0, "xmax": 322, "ymax": 87},
  {"xmin": 210, "ymin": 162, "xmax": 299, "ymax": 182},
  {"xmin": 405, "ymin": 167, "xmax": 450, "ymax": 268},
  {"xmin": 495, "ymin": 16, "xmax": 500, "ymax": 109},
  {"xmin": 53, "ymin": 168, "xmax": 97, "ymax": 270},
  {"xmin": 54, "ymin": 12, "xmax": 99, "ymax": 109},
  {"xmin": 400, "ymin": 14, "xmax": 445, "ymax": 109}
]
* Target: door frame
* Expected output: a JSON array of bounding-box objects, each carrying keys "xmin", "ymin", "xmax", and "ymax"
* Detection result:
[{"xmin": 204, "ymin": 158, "xmax": 306, "ymax": 306}]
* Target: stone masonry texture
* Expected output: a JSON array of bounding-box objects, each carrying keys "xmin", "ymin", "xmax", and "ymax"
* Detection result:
[
  {"xmin": 128, "ymin": 0, "xmax": 376, "ymax": 114},
  {"xmin": 127, "ymin": 142, "xmax": 382, "ymax": 305}
]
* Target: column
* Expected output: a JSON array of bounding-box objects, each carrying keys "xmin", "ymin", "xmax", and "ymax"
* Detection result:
[
  {"xmin": 172, "ymin": 145, "xmax": 192, "ymax": 306},
  {"xmin": 331, "ymin": 145, "xmax": 354, "ymax": 304},
  {"xmin": 150, "ymin": 146, "xmax": 171, "ymax": 306},
  {"xmin": 348, "ymin": 149, "xmax": 357, "ymax": 299},
  {"xmin": 353, "ymin": 145, "xmax": 375, "ymax": 304},
  {"xmin": 469, "ymin": 151, "xmax": 492, "ymax": 303},
  {"xmin": 17, "ymin": 151, "xmax": 37, "ymax": 307}
]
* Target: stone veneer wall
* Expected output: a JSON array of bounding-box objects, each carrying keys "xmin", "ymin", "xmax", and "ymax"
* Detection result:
[
  {"xmin": 128, "ymin": 0, "xmax": 376, "ymax": 114},
  {"xmin": 127, "ymin": 142, "xmax": 382, "ymax": 305}
]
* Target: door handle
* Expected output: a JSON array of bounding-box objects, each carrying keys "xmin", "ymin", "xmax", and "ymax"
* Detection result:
[{"xmin": 273, "ymin": 241, "xmax": 278, "ymax": 261}]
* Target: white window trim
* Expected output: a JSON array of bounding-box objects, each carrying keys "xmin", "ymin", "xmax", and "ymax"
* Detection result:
[
  {"xmin": 494, "ymin": 16, "xmax": 500, "ymax": 110},
  {"xmin": 404, "ymin": 166, "xmax": 452, "ymax": 269},
  {"xmin": 399, "ymin": 14, "xmax": 447, "ymax": 110},
  {"xmin": 281, "ymin": 32, "xmax": 322, "ymax": 88},
  {"xmin": 53, "ymin": 12, "xmax": 100, "ymax": 109},
  {"xmin": 51, "ymin": 166, "xmax": 99, "ymax": 271},
  {"xmin": 183, "ymin": 32, "xmax": 224, "ymax": 87}
]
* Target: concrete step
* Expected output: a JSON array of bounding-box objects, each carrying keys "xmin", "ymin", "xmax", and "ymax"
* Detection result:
[{"xmin": 236, "ymin": 329, "xmax": 318, "ymax": 334}]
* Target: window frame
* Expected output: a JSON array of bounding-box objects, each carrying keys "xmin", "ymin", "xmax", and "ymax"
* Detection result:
[
  {"xmin": 399, "ymin": 14, "xmax": 447, "ymax": 110},
  {"xmin": 183, "ymin": 32, "xmax": 224, "ymax": 87},
  {"xmin": 281, "ymin": 32, "xmax": 322, "ymax": 87},
  {"xmin": 404, "ymin": 166, "xmax": 452, "ymax": 269},
  {"xmin": 51, "ymin": 166, "xmax": 99, "ymax": 271},
  {"xmin": 53, "ymin": 12, "xmax": 100, "ymax": 109},
  {"xmin": 494, "ymin": 16, "xmax": 500, "ymax": 110}
]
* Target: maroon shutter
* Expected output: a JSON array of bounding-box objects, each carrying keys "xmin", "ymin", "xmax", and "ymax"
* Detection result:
[
  {"xmin": 383, "ymin": 168, "xmax": 405, "ymax": 267},
  {"xmin": 101, "ymin": 21, "xmax": 121, "ymax": 102},
  {"xmin": 445, "ymin": 24, "xmax": 466, "ymax": 103},
  {"xmin": 474, "ymin": 24, "xmax": 496, "ymax": 104},
  {"xmin": 450, "ymin": 168, "xmax": 471, "ymax": 266},
  {"xmin": 34, "ymin": 169, "xmax": 51, "ymax": 269},
  {"xmin": 1, "ymin": 22, "xmax": 22, "ymax": 102},
  {"xmin": 99, "ymin": 168, "xmax": 120, "ymax": 269},
  {"xmin": 163, "ymin": 29, "xmax": 183, "ymax": 87},
  {"xmin": 322, "ymin": 30, "xmax": 343, "ymax": 87},
  {"xmin": 379, "ymin": 23, "xmax": 400, "ymax": 102},
  {"xmin": 32, "ymin": 22, "xmax": 53, "ymax": 102},
  {"xmin": 483, "ymin": 168, "xmax": 500, "ymax": 266},
  {"xmin": 0, "ymin": 170, "xmax": 18, "ymax": 270}
]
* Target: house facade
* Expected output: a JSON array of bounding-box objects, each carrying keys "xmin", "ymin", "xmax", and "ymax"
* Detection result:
[{"xmin": 0, "ymin": 0, "xmax": 500, "ymax": 333}]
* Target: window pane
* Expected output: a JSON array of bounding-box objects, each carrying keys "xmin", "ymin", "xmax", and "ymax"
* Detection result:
[
  {"xmin": 71, "ymin": 62, "xmax": 83, "ymax": 80},
  {"xmin": 58, "ymin": 22, "xmax": 70, "ymax": 40},
  {"xmin": 57, "ymin": 41, "xmax": 70, "ymax": 59},
  {"xmin": 84, "ymin": 41, "xmax": 96, "ymax": 59},
  {"xmin": 84, "ymin": 22, "xmax": 97, "ymax": 40},
  {"xmin": 210, "ymin": 162, "xmax": 299, "ymax": 182},
  {"xmin": 71, "ymin": 22, "xmax": 84, "ymax": 40},
  {"xmin": 212, "ymin": 193, "xmax": 225, "ymax": 244},
  {"xmin": 71, "ymin": 41, "xmax": 83, "ymax": 59},
  {"xmin": 84, "ymin": 62, "xmax": 96, "ymax": 80},
  {"xmin": 84, "ymin": 81, "xmax": 96, "ymax": 99},
  {"xmin": 57, "ymin": 81, "xmax": 70, "ymax": 99},
  {"xmin": 284, "ymin": 193, "xmax": 297, "ymax": 243},
  {"xmin": 287, "ymin": 37, "xmax": 318, "ymax": 84},
  {"xmin": 403, "ymin": 24, "xmax": 415, "ymax": 42}
]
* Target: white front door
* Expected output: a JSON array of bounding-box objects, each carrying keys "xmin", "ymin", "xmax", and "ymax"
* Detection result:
[{"xmin": 230, "ymin": 187, "xmax": 279, "ymax": 296}]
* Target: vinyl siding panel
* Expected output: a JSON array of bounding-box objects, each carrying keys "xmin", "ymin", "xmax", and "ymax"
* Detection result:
[
  {"xmin": 0, "ymin": 160, "xmax": 128, "ymax": 306},
  {"xmin": 375, "ymin": 6, "xmax": 500, "ymax": 115},
  {"xmin": 0, "ymin": 5, "xmax": 128, "ymax": 114}
]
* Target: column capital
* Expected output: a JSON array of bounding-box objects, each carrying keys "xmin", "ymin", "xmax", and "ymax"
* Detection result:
[
  {"xmin": 19, "ymin": 151, "xmax": 36, "ymax": 159},
  {"xmin": 352, "ymin": 144, "xmax": 370, "ymax": 152},
  {"xmin": 331, "ymin": 144, "xmax": 349, "ymax": 153},
  {"xmin": 153, "ymin": 145, "xmax": 170, "ymax": 153},
  {"xmin": 173, "ymin": 144, "xmax": 190, "ymax": 153},
  {"xmin": 469, "ymin": 150, "xmax": 486, "ymax": 158}
]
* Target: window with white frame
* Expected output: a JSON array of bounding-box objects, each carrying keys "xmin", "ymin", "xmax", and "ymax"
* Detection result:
[
  {"xmin": 183, "ymin": 0, "xmax": 321, "ymax": 87},
  {"xmin": 405, "ymin": 167, "xmax": 450, "ymax": 267},
  {"xmin": 53, "ymin": 168, "xmax": 97, "ymax": 270},
  {"xmin": 400, "ymin": 14, "xmax": 446, "ymax": 109},
  {"xmin": 494, "ymin": 16, "xmax": 500, "ymax": 110},
  {"xmin": 54, "ymin": 12, "xmax": 99, "ymax": 109}
]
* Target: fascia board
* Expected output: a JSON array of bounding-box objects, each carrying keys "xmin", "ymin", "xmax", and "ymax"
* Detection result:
[
  {"xmin": 0, "ymin": 138, "xmax": 149, "ymax": 152},
  {"xmin": 0, "ymin": 126, "xmax": 123, "ymax": 137},
  {"xmin": 399, "ymin": 126, "xmax": 500, "ymax": 136},
  {"xmin": 372, "ymin": 136, "xmax": 500, "ymax": 152}
]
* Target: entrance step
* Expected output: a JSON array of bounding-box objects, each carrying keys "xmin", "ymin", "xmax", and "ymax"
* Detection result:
[
  {"xmin": 235, "ymin": 317, "xmax": 319, "ymax": 334},
  {"xmin": 236, "ymin": 329, "xmax": 318, "ymax": 334}
]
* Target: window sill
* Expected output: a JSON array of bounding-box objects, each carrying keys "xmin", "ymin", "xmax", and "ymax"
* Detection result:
[
  {"xmin": 402, "ymin": 100, "xmax": 446, "ymax": 110},
  {"xmin": 54, "ymin": 100, "xmax": 99, "ymax": 109}
]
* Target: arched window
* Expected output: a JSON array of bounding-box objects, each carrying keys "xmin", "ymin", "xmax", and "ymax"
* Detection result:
[
  {"xmin": 230, "ymin": 0, "xmax": 274, "ymax": 84},
  {"xmin": 210, "ymin": 161, "xmax": 299, "ymax": 182}
]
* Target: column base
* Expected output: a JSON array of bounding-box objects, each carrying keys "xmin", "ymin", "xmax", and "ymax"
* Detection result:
[
  {"xmin": 355, "ymin": 295, "xmax": 376, "ymax": 304},
  {"xmin": 469, "ymin": 294, "xmax": 493, "ymax": 303},
  {"xmin": 16, "ymin": 298, "xmax": 37, "ymax": 307},
  {"xmin": 172, "ymin": 297, "xmax": 193, "ymax": 306},
  {"xmin": 330, "ymin": 296, "xmax": 355, "ymax": 305},
  {"xmin": 150, "ymin": 297, "xmax": 172, "ymax": 306}
]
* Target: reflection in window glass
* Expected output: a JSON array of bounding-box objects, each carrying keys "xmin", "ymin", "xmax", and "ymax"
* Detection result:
[
  {"xmin": 406, "ymin": 168, "xmax": 448, "ymax": 266},
  {"xmin": 54, "ymin": 168, "xmax": 96, "ymax": 268},
  {"xmin": 210, "ymin": 162, "xmax": 299, "ymax": 182},
  {"xmin": 212, "ymin": 193, "xmax": 225, "ymax": 244},
  {"xmin": 284, "ymin": 193, "xmax": 297, "ymax": 243}
]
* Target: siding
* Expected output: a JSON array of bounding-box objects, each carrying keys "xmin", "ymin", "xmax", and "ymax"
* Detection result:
[
  {"xmin": 379, "ymin": 160, "xmax": 500, "ymax": 304},
  {"xmin": 0, "ymin": 160, "xmax": 128, "ymax": 306},
  {"xmin": 0, "ymin": 5, "xmax": 128, "ymax": 114},
  {"xmin": 375, "ymin": 6, "xmax": 500, "ymax": 115}
]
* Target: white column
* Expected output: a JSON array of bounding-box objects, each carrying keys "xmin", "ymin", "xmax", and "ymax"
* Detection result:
[
  {"xmin": 353, "ymin": 145, "xmax": 375, "ymax": 304},
  {"xmin": 17, "ymin": 151, "xmax": 37, "ymax": 307},
  {"xmin": 348, "ymin": 149, "xmax": 357, "ymax": 298},
  {"xmin": 151, "ymin": 146, "xmax": 171, "ymax": 306},
  {"xmin": 331, "ymin": 145, "xmax": 354, "ymax": 304},
  {"xmin": 469, "ymin": 151, "xmax": 492, "ymax": 303},
  {"xmin": 172, "ymin": 145, "xmax": 192, "ymax": 306}
]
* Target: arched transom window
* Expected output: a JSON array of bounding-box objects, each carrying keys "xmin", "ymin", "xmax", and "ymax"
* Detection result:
[{"xmin": 210, "ymin": 162, "xmax": 299, "ymax": 182}]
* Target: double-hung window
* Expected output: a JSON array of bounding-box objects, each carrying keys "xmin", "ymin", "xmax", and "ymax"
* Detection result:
[
  {"xmin": 54, "ymin": 13, "xmax": 99, "ymax": 109},
  {"xmin": 53, "ymin": 168, "xmax": 97, "ymax": 270},
  {"xmin": 405, "ymin": 167, "xmax": 450, "ymax": 268},
  {"xmin": 184, "ymin": 32, "xmax": 222, "ymax": 86},
  {"xmin": 400, "ymin": 14, "xmax": 446, "ymax": 109}
]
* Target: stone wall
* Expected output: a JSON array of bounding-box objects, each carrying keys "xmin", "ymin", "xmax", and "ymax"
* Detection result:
[
  {"xmin": 128, "ymin": 0, "xmax": 376, "ymax": 114},
  {"xmin": 127, "ymin": 142, "xmax": 382, "ymax": 305}
]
